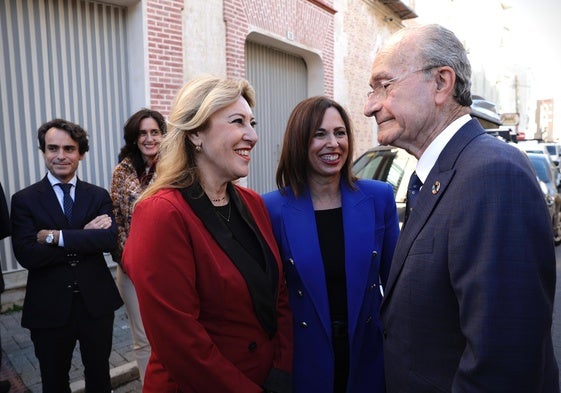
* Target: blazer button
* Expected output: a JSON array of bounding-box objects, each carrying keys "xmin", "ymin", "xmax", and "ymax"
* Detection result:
[
  {"xmin": 372, "ymin": 250, "xmax": 378, "ymax": 258},
  {"xmin": 297, "ymin": 289, "xmax": 303, "ymax": 297},
  {"xmin": 365, "ymin": 315, "xmax": 372, "ymax": 324},
  {"xmin": 288, "ymin": 258, "xmax": 295, "ymax": 266},
  {"xmin": 383, "ymin": 330, "xmax": 388, "ymax": 339},
  {"xmin": 299, "ymin": 321, "xmax": 308, "ymax": 328},
  {"xmin": 369, "ymin": 283, "xmax": 377, "ymax": 291},
  {"xmin": 248, "ymin": 342, "xmax": 257, "ymax": 352}
]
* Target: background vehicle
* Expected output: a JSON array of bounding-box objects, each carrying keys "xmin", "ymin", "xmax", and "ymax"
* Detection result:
[
  {"xmin": 352, "ymin": 147, "xmax": 561, "ymax": 244},
  {"xmin": 544, "ymin": 142, "xmax": 561, "ymax": 167},
  {"xmin": 352, "ymin": 145, "xmax": 416, "ymax": 225},
  {"xmin": 517, "ymin": 141, "xmax": 561, "ymax": 188},
  {"xmin": 526, "ymin": 153, "xmax": 561, "ymax": 245}
]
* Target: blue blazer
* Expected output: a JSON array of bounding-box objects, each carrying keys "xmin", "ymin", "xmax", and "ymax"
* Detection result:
[
  {"xmin": 10, "ymin": 176, "xmax": 123, "ymax": 329},
  {"xmin": 381, "ymin": 119, "xmax": 559, "ymax": 392},
  {"xmin": 263, "ymin": 179, "xmax": 399, "ymax": 393}
]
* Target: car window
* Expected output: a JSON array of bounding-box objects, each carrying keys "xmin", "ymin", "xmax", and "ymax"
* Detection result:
[
  {"xmin": 529, "ymin": 156, "xmax": 552, "ymax": 183},
  {"xmin": 386, "ymin": 152, "xmax": 408, "ymax": 194},
  {"xmin": 354, "ymin": 152, "xmax": 387, "ymax": 180},
  {"xmin": 546, "ymin": 145, "xmax": 557, "ymax": 155}
]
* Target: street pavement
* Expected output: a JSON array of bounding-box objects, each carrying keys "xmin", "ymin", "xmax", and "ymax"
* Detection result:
[
  {"xmin": 0, "ymin": 247, "xmax": 560, "ymax": 392},
  {"xmin": 0, "ymin": 305, "xmax": 141, "ymax": 392}
]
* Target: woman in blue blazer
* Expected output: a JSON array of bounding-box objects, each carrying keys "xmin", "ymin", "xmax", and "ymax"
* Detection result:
[{"xmin": 263, "ymin": 96, "xmax": 399, "ymax": 393}]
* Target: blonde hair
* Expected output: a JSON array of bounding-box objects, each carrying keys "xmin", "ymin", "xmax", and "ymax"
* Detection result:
[{"xmin": 137, "ymin": 75, "xmax": 256, "ymax": 203}]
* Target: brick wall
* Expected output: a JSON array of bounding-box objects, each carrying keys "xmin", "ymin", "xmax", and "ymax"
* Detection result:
[
  {"xmin": 224, "ymin": 0, "xmax": 335, "ymax": 95},
  {"xmin": 146, "ymin": 0, "xmax": 185, "ymax": 116}
]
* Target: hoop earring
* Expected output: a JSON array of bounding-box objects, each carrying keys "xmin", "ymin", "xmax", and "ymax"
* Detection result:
[{"xmin": 195, "ymin": 144, "xmax": 202, "ymax": 153}]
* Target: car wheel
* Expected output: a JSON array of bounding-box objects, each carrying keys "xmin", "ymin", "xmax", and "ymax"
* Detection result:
[{"xmin": 553, "ymin": 208, "xmax": 561, "ymax": 246}]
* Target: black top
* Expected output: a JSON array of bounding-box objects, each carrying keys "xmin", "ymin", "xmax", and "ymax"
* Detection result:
[
  {"xmin": 216, "ymin": 203, "xmax": 265, "ymax": 271},
  {"xmin": 315, "ymin": 207, "xmax": 349, "ymax": 393},
  {"xmin": 315, "ymin": 207, "xmax": 347, "ymax": 321}
]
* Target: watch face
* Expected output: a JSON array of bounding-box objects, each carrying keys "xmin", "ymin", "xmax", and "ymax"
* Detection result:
[{"xmin": 46, "ymin": 233, "xmax": 54, "ymax": 244}]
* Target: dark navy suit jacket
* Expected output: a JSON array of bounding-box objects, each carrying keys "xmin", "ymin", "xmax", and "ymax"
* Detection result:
[
  {"xmin": 10, "ymin": 176, "xmax": 122, "ymax": 328},
  {"xmin": 381, "ymin": 119, "xmax": 559, "ymax": 392},
  {"xmin": 263, "ymin": 179, "xmax": 399, "ymax": 393}
]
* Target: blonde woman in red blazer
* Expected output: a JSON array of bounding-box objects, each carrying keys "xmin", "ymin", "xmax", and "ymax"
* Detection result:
[{"xmin": 123, "ymin": 75, "xmax": 292, "ymax": 393}]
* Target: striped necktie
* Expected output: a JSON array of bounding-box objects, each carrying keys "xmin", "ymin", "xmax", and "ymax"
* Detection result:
[{"xmin": 57, "ymin": 183, "xmax": 74, "ymax": 224}]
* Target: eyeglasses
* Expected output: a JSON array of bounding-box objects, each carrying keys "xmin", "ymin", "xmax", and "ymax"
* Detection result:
[
  {"xmin": 138, "ymin": 129, "xmax": 163, "ymax": 139},
  {"xmin": 366, "ymin": 67, "xmax": 436, "ymax": 101}
]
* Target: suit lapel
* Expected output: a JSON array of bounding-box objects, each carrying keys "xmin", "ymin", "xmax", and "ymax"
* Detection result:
[
  {"xmin": 180, "ymin": 183, "xmax": 279, "ymax": 338},
  {"xmin": 72, "ymin": 179, "xmax": 92, "ymax": 228},
  {"xmin": 383, "ymin": 119, "xmax": 485, "ymax": 304},
  {"xmin": 282, "ymin": 183, "xmax": 377, "ymax": 340},
  {"xmin": 37, "ymin": 176, "xmax": 67, "ymax": 228},
  {"xmin": 341, "ymin": 183, "xmax": 375, "ymax": 338},
  {"xmin": 283, "ymin": 190, "xmax": 332, "ymax": 334}
]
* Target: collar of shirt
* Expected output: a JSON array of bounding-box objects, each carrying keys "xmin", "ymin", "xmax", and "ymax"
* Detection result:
[
  {"xmin": 416, "ymin": 114, "xmax": 472, "ymax": 183},
  {"xmin": 47, "ymin": 172, "xmax": 77, "ymax": 199},
  {"xmin": 47, "ymin": 172, "xmax": 77, "ymax": 188}
]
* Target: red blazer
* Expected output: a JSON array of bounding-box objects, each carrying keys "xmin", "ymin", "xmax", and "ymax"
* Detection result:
[{"xmin": 123, "ymin": 185, "xmax": 292, "ymax": 393}]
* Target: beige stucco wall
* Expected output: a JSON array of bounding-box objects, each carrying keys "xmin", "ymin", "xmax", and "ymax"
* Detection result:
[
  {"xmin": 182, "ymin": 0, "xmax": 227, "ymax": 80},
  {"xmin": 333, "ymin": 0, "xmax": 404, "ymax": 158}
]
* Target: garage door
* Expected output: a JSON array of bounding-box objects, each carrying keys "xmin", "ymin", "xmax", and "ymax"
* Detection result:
[
  {"xmin": 0, "ymin": 0, "xmax": 130, "ymax": 271},
  {"xmin": 245, "ymin": 40, "xmax": 307, "ymax": 194}
]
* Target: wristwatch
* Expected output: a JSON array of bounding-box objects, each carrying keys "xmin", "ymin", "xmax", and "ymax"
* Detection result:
[{"xmin": 45, "ymin": 231, "xmax": 55, "ymax": 245}]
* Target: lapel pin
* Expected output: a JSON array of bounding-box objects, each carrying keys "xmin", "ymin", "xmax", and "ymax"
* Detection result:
[{"xmin": 432, "ymin": 181, "xmax": 440, "ymax": 195}]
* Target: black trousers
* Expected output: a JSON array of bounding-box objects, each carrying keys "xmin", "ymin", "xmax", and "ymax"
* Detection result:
[{"xmin": 30, "ymin": 294, "xmax": 114, "ymax": 393}]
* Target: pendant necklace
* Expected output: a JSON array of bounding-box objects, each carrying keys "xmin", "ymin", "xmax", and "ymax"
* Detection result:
[
  {"xmin": 215, "ymin": 203, "xmax": 232, "ymax": 222},
  {"xmin": 211, "ymin": 195, "xmax": 226, "ymax": 203}
]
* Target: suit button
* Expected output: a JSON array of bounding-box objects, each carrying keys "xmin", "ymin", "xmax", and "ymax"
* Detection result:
[
  {"xmin": 372, "ymin": 250, "xmax": 378, "ymax": 258},
  {"xmin": 248, "ymin": 342, "xmax": 257, "ymax": 352},
  {"xmin": 365, "ymin": 315, "xmax": 372, "ymax": 324},
  {"xmin": 297, "ymin": 290, "xmax": 303, "ymax": 297},
  {"xmin": 299, "ymin": 321, "xmax": 308, "ymax": 328},
  {"xmin": 383, "ymin": 330, "xmax": 388, "ymax": 339},
  {"xmin": 369, "ymin": 283, "xmax": 376, "ymax": 291},
  {"xmin": 288, "ymin": 258, "xmax": 295, "ymax": 266}
]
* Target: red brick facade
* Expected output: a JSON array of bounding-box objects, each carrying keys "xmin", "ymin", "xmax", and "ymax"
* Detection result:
[{"xmin": 146, "ymin": 0, "xmax": 185, "ymax": 115}]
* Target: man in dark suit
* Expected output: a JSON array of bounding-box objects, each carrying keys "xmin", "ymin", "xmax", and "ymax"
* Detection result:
[
  {"xmin": 10, "ymin": 119, "xmax": 123, "ymax": 393},
  {"xmin": 0, "ymin": 183, "xmax": 12, "ymax": 393},
  {"xmin": 364, "ymin": 24, "xmax": 558, "ymax": 392}
]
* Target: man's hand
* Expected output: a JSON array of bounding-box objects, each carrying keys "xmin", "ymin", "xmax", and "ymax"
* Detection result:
[
  {"xmin": 36, "ymin": 229, "xmax": 59, "ymax": 245},
  {"xmin": 84, "ymin": 214, "xmax": 112, "ymax": 230}
]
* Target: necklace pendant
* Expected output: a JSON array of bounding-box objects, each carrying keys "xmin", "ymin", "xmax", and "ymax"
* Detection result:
[{"xmin": 215, "ymin": 203, "xmax": 232, "ymax": 222}]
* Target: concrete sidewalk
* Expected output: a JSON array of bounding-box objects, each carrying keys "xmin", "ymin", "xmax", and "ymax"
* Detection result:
[{"xmin": 0, "ymin": 306, "xmax": 141, "ymax": 392}]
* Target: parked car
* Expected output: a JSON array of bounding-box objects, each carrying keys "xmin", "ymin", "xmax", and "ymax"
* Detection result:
[
  {"xmin": 352, "ymin": 145, "xmax": 561, "ymax": 244},
  {"xmin": 525, "ymin": 153, "xmax": 561, "ymax": 245},
  {"xmin": 352, "ymin": 145, "xmax": 416, "ymax": 225},
  {"xmin": 517, "ymin": 141, "xmax": 561, "ymax": 188},
  {"xmin": 543, "ymin": 142, "xmax": 561, "ymax": 167}
]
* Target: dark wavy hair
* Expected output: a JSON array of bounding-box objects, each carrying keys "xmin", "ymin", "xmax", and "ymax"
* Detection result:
[
  {"xmin": 118, "ymin": 108, "xmax": 167, "ymax": 176},
  {"xmin": 37, "ymin": 118, "xmax": 89, "ymax": 155}
]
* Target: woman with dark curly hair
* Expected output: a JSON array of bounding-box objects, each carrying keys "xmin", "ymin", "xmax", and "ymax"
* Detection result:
[{"xmin": 110, "ymin": 108, "xmax": 166, "ymax": 385}]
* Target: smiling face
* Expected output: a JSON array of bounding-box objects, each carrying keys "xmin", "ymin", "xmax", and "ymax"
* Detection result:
[
  {"xmin": 43, "ymin": 127, "xmax": 84, "ymax": 183},
  {"xmin": 307, "ymin": 106, "xmax": 349, "ymax": 183},
  {"xmin": 136, "ymin": 117, "xmax": 163, "ymax": 163},
  {"xmin": 190, "ymin": 95, "xmax": 258, "ymax": 186}
]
